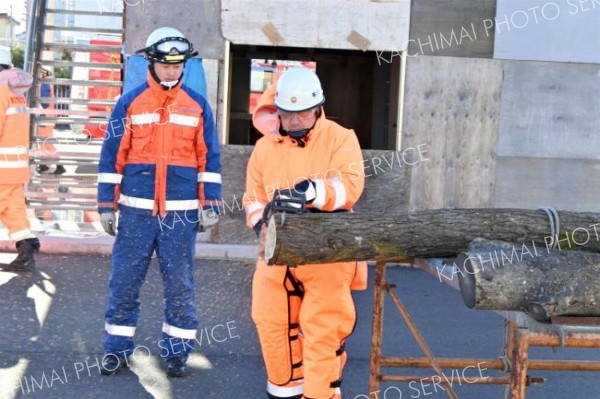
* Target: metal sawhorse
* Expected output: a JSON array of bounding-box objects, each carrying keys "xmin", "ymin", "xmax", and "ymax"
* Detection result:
[{"xmin": 369, "ymin": 259, "xmax": 600, "ymax": 399}]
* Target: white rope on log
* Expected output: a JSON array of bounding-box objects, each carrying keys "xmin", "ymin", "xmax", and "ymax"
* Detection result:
[{"xmin": 538, "ymin": 206, "xmax": 560, "ymax": 249}]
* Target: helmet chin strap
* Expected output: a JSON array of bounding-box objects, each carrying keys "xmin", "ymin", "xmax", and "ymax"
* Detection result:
[
  {"xmin": 278, "ymin": 109, "xmax": 321, "ymax": 148},
  {"xmin": 149, "ymin": 62, "xmax": 183, "ymax": 90},
  {"xmin": 160, "ymin": 79, "xmax": 179, "ymax": 89},
  {"xmin": 279, "ymin": 125, "xmax": 312, "ymax": 147}
]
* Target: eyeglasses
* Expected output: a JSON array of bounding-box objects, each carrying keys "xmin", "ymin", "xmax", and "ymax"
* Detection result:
[{"xmin": 277, "ymin": 108, "xmax": 316, "ymax": 120}]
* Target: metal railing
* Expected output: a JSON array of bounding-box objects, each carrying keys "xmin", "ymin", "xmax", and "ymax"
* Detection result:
[{"xmin": 23, "ymin": 0, "xmax": 124, "ymax": 228}]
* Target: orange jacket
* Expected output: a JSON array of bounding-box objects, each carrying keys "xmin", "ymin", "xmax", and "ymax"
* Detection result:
[
  {"xmin": 0, "ymin": 69, "xmax": 33, "ymax": 184},
  {"xmin": 98, "ymin": 73, "xmax": 221, "ymax": 217},
  {"xmin": 244, "ymin": 84, "xmax": 365, "ymax": 228}
]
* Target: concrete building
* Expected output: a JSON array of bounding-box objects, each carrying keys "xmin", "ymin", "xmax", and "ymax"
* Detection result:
[
  {"xmin": 50, "ymin": 0, "xmax": 122, "ymax": 44},
  {"xmin": 122, "ymin": 0, "xmax": 600, "ymax": 246},
  {"xmin": 0, "ymin": 12, "xmax": 20, "ymax": 47}
]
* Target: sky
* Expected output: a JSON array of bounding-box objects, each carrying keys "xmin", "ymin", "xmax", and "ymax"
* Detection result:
[{"xmin": 0, "ymin": 0, "xmax": 28, "ymax": 34}]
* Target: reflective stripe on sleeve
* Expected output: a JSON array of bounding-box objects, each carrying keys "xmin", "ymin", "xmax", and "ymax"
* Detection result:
[
  {"xmin": 311, "ymin": 179, "xmax": 327, "ymax": 209},
  {"xmin": 245, "ymin": 201, "xmax": 265, "ymax": 215},
  {"xmin": 249, "ymin": 212, "xmax": 262, "ymax": 227},
  {"xmin": 197, "ymin": 172, "xmax": 222, "ymax": 184},
  {"xmin": 246, "ymin": 201, "xmax": 266, "ymax": 226},
  {"xmin": 97, "ymin": 173, "xmax": 123, "ymax": 184},
  {"xmin": 330, "ymin": 178, "xmax": 347, "ymax": 211},
  {"xmin": 162, "ymin": 323, "xmax": 197, "ymax": 339}
]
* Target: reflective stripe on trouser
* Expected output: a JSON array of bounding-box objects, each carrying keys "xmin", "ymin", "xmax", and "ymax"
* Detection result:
[
  {"xmin": 104, "ymin": 207, "xmax": 199, "ymax": 360},
  {"xmin": 267, "ymin": 379, "xmax": 304, "ymax": 399},
  {"xmin": 252, "ymin": 258, "xmax": 357, "ymax": 399},
  {"xmin": 0, "ymin": 185, "xmax": 34, "ymax": 241}
]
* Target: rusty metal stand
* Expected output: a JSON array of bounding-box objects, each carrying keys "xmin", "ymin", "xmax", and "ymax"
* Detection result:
[
  {"xmin": 368, "ymin": 260, "xmax": 386, "ymax": 395},
  {"xmin": 369, "ymin": 260, "xmax": 600, "ymax": 399}
]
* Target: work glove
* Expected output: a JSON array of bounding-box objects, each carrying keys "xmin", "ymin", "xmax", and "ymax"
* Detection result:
[
  {"xmin": 100, "ymin": 212, "xmax": 117, "ymax": 236},
  {"xmin": 199, "ymin": 208, "xmax": 219, "ymax": 232},
  {"xmin": 273, "ymin": 179, "xmax": 316, "ymax": 211},
  {"xmin": 253, "ymin": 220, "xmax": 264, "ymax": 237}
]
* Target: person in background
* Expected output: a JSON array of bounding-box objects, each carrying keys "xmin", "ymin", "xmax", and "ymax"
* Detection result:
[
  {"xmin": 36, "ymin": 66, "xmax": 65, "ymax": 175},
  {"xmin": 0, "ymin": 45, "xmax": 40, "ymax": 272}
]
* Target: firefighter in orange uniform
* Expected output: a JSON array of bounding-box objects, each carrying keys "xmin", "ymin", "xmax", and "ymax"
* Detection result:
[
  {"xmin": 244, "ymin": 66, "xmax": 367, "ymax": 399},
  {"xmin": 0, "ymin": 45, "xmax": 40, "ymax": 272}
]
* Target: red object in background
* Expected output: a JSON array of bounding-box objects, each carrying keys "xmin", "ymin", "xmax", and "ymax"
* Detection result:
[
  {"xmin": 249, "ymin": 60, "xmax": 316, "ymax": 114},
  {"xmin": 86, "ymin": 39, "xmax": 122, "ymax": 138}
]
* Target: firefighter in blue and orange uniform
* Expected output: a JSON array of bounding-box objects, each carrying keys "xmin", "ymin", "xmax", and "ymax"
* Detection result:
[
  {"xmin": 96, "ymin": 27, "xmax": 222, "ymax": 378},
  {"xmin": 245, "ymin": 67, "xmax": 367, "ymax": 399}
]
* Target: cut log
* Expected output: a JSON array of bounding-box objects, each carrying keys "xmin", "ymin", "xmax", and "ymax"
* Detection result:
[
  {"xmin": 263, "ymin": 208, "xmax": 600, "ymax": 265},
  {"xmin": 457, "ymin": 238, "xmax": 600, "ymax": 321}
]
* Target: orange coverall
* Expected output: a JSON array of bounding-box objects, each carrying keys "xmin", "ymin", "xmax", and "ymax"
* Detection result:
[
  {"xmin": 0, "ymin": 69, "xmax": 35, "ymax": 242},
  {"xmin": 244, "ymin": 85, "xmax": 367, "ymax": 399}
]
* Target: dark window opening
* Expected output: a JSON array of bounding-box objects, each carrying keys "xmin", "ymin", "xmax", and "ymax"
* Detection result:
[{"xmin": 228, "ymin": 44, "xmax": 401, "ymax": 150}]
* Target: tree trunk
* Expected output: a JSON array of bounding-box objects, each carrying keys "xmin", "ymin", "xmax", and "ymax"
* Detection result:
[
  {"xmin": 457, "ymin": 238, "xmax": 600, "ymax": 321},
  {"xmin": 263, "ymin": 208, "xmax": 600, "ymax": 265}
]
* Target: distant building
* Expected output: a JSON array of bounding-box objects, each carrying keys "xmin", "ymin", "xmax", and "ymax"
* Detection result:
[
  {"xmin": 51, "ymin": 0, "xmax": 122, "ymax": 44},
  {"xmin": 0, "ymin": 13, "xmax": 20, "ymax": 47}
]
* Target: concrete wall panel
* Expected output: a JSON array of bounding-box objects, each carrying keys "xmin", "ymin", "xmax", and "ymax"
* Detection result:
[
  {"xmin": 495, "ymin": 157, "xmax": 600, "ymax": 212},
  {"xmin": 221, "ymin": 0, "xmax": 410, "ymax": 51},
  {"xmin": 498, "ymin": 61, "xmax": 600, "ymax": 159},
  {"xmin": 409, "ymin": 0, "xmax": 496, "ymax": 58},
  {"xmin": 124, "ymin": 0, "xmax": 224, "ymax": 59},
  {"xmin": 402, "ymin": 56, "xmax": 503, "ymax": 210},
  {"xmin": 494, "ymin": 0, "xmax": 600, "ymax": 63}
]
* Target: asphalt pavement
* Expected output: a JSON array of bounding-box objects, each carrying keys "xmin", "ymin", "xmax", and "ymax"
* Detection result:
[{"xmin": 1, "ymin": 254, "xmax": 599, "ymax": 399}]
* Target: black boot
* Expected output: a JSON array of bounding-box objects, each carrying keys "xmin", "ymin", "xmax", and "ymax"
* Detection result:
[
  {"xmin": 54, "ymin": 164, "xmax": 66, "ymax": 175},
  {"xmin": 166, "ymin": 357, "xmax": 187, "ymax": 378},
  {"xmin": 3, "ymin": 238, "xmax": 40, "ymax": 272},
  {"xmin": 100, "ymin": 355, "xmax": 129, "ymax": 376},
  {"xmin": 36, "ymin": 164, "xmax": 50, "ymax": 173}
]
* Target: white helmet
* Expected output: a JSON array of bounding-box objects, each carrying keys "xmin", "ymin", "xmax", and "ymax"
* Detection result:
[
  {"xmin": 0, "ymin": 45, "xmax": 12, "ymax": 67},
  {"xmin": 40, "ymin": 65, "xmax": 53, "ymax": 77},
  {"xmin": 137, "ymin": 27, "xmax": 197, "ymax": 64},
  {"xmin": 275, "ymin": 67, "xmax": 325, "ymax": 112}
]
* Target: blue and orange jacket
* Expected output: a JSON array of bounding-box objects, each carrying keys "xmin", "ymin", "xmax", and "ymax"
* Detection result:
[{"xmin": 97, "ymin": 73, "xmax": 221, "ymax": 216}]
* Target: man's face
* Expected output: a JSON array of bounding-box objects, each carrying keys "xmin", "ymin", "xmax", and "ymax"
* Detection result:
[
  {"xmin": 278, "ymin": 107, "xmax": 318, "ymax": 132},
  {"xmin": 154, "ymin": 62, "xmax": 184, "ymax": 82}
]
